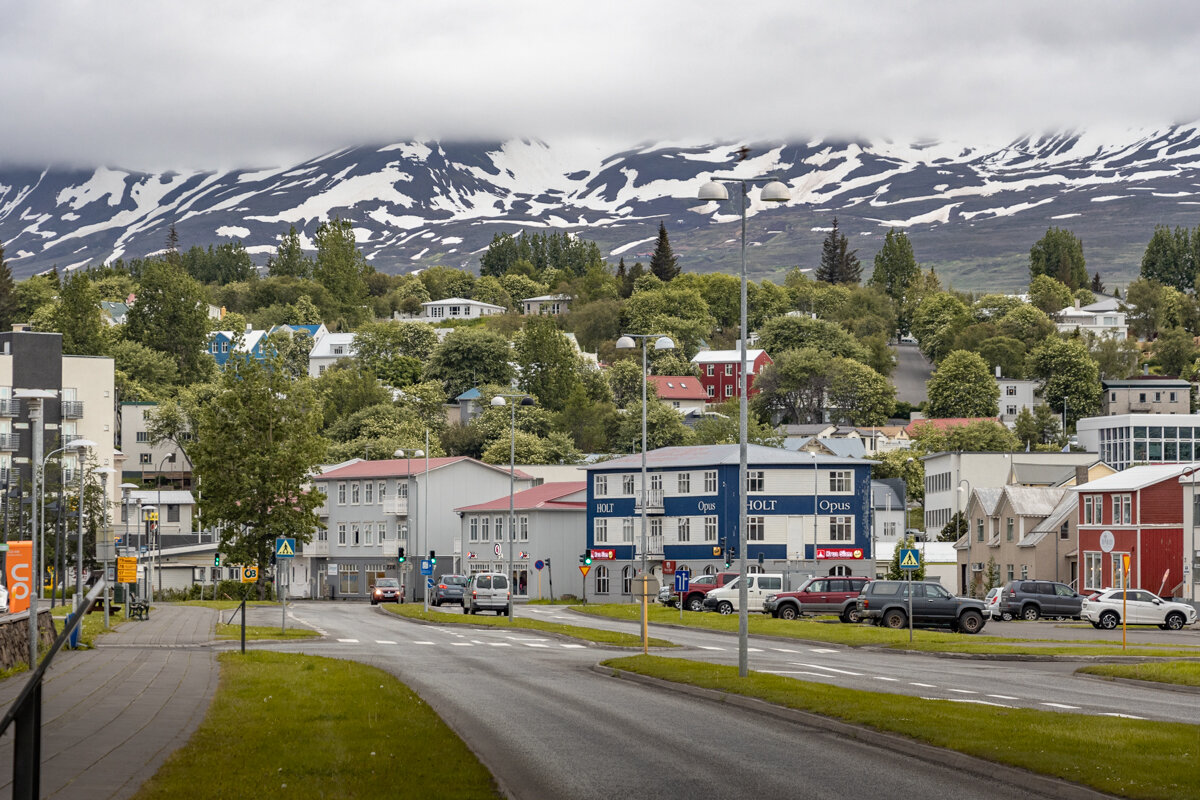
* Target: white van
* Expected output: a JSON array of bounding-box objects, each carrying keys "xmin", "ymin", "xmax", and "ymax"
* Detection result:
[{"xmin": 701, "ymin": 573, "xmax": 784, "ymax": 614}]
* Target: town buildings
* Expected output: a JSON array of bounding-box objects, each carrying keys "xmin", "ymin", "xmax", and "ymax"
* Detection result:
[
  {"xmin": 420, "ymin": 297, "xmax": 507, "ymax": 321},
  {"xmin": 1076, "ymin": 413, "xmax": 1200, "ymax": 470},
  {"xmin": 1101, "ymin": 377, "xmax": 1191, "ymax": 416},
  {"xmin": 1055, "ymin": 297, "xmax": 1128, "ymax": 339},
  {"xmin": 520, "ymin": 294, "xmax": 571, "ymax": 316},
  {"xmin": 690, "ymin": 349, "xmax": 772, "ymax": 402},
  {"xmin": 647, "ymin": 376, "xmax": 709, "ymax": 415}
]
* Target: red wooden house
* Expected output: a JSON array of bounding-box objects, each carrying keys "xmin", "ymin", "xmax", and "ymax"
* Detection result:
[
  {"xmin": 1073, "ymin": 464, "xmax": 1187, "ymax": 597},
  {"xmin": 690, "ymin": 349, "xmax": 772, "ymax": 402}
]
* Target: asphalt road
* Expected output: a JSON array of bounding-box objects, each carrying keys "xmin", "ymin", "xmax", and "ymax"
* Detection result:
[
  {"xmin": 269, "ymin": 602, "xmax": 1064, "ymax": 800},
  {"xmin": 892, "ymin": 341, "xmax": 934, "ymax": 405}
]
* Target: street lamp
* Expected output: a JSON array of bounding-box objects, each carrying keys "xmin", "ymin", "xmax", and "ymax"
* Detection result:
[
  {"xmin": 394, "ymin": 447, "xmax": 424, "ymax": 604},
  {"xmin": 70, "ymin": 438, "xmax": 97, "ymax": 615},
  {"xmin": 698, "ymin": 173, "xmax": 790, "ymax": 678},
  {"xmin": 14, "ymin": 388, "xmax": 55, "ymax": 667},
  {"xmin": 155, "ymin": 452, "xmax": 176, "ymax": 602},
  {"xmin": 491, "ymin": 393, "xmax": 535, "ymax": 622},
  {"xmin": 616, "ymin": 332, "xmax": 674, "ymax": 654},
  {"xmin": 121, "ymin": 482, "xmax": 138, "ymax": 616},
  {"xmin": 958, "ymin": 479, "xmax": 972, "ymax": 596}
]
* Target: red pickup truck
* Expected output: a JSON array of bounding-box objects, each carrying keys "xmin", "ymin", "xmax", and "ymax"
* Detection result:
[{"xmin": 670, "ymin": 571, "xmax": 740, "ymax": 612}]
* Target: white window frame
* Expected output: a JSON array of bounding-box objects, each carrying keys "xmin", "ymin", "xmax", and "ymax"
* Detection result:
[
  {"xmin": 595, "ymin": 474, "xmax": 608, "ymax": 496},
  {"xmin": 595, "ymin": 565, "xmax": 610, "ymax": 594},
  {"xmin": 704, "ymin": 516, "xmax": 718, "ymax": 542},
  {"xmin": 678, "ymin": 517, "xmax": 691, "ymax": 543},
  {"xmin": 351, "ymin": 482, "xmax": 360, "ymax": 505},
  {"xmin": 829, "ymin": 515, "xmax": 853, "ymax": 542},
  {"xmin": 470, "ymin": 517, "xmax": 479, "ymax": 542},
  {"xmin": 677, "ymin": 472, "xmax": 690, "ymax": 494},
  {"xmin": 595, "ymin": 518, "xmax": 609, "ymax": 544},
  {"xmin": 337, "ymin": 483, "xmax": 346, "ymax": 505},
  {"xmin": 747, "ymin": 516, "xmax": 765, "ymax": 541},
  {"xmin": 337, "ymin": 524, "xmax": 346, "ymax": 546},
  {"xmin": 622, "ymin": 474, "xmax": 635, "ymax": 495},
  {"xmin": 520, "ymin": 516, "xmax": 529, "ymax": 541},
  {"xmin": 622, "ymin": 518, "xmax": 634, "ymax": 543},
  {"xmin": 704, "ymin": 471, "xmax": 717, "ymax": 493},
  {"xmin": 829, "ymin": 470, "xmax": 852, "ymax": 492},
  {"xmin": 747, "ymin": 470, "xmax": 765, "ymax": 493},
  {"xmin": 1084, "ymin": 552, "xmax": 1103, "ymax": 590}
]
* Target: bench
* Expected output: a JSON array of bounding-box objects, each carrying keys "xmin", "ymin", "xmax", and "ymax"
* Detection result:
[
  {"xmin": 87, "ymin": 599, "xmax": 123, "ymax": 615},
  {"xmin": 129, "ymin": 600, "xmax": 150, "ymax": 621}
]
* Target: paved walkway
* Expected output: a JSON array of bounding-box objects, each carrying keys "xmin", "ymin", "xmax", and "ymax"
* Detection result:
[{"xmin": 0, "ymin": 604, "xmax": 220, "ymax": 799}]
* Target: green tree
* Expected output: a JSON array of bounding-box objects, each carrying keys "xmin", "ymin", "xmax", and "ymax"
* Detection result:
[
  {"xmin": 1153, "ymin": 326, "xmax": 1198, "ymax": 377},
  {"xmin": 996, "ymin": 304, "xmax": 1055, "ymax": 348},
  {"xmin": 909, "ymin": 419, "xmax": 1020, "ymax": 453},
  {"xmin": 125, "ymin": 258, "xmax": 213, "ymax": 385},
  {"xmin": 555, "ymin": 384, "xmax": 619, "ymax": 452},
  {"xmin": 313, "ymin": 218, "xmax": 370, "ymax": 315},
  {"xmin": 1090, "ymin": 335, "xmax": 1140, "ymax": 380},
  {"xmin": 313, "ymin": 362, "xmax": 392, "ymax": 429},
  {"xmin": 0, "ymin": 244, "xmax": 18, "ymax": 332},
  {"xmin": 268, "ymin": 226, "xmax": 313, "ymax": 278},
  {"xmin": 567, "ymin": 298, "xmax": 622, "ymax": 354},
  {"xmin": 867, "ymin": 228, "xmax": 921, "ymax": 333},
  {"xmin": 938, "ymin": 511, "xmax": 967, "ymax": 543},
  {"xmin": 1140, "ymin": 224, "xmax": 1196, "ymax": 292},
  {"xmin": 649, "ymin": 221, "xmax": 680, "ymax": 281},
  {"xmin": 926, "ymin": 350, "xmax": 1000, "ymax": 418},
  {"xmin": 1029, "ymin": 227, "xmax": 1088, "ymax": 290},
  {"xmin": 910, "ymin": 292, "xmax": 972, "ymax": 363},
  {"xmin": 182, "ymin": 242, "xmax": 257, "ymax": 284},
  {"xmin": 110, "ymin": 339, "xmax": 179, "ymax": 401},
  {"xmin": 419, "ymin": 266, "xmax": 475, "ymax": 301},
  {"xmin": 690, "ymin": 398, "xmax": 784, "ymax": 447},
  {"xmin": 607, "ymin": 358, "xmax": 646, "ymax": 409},
  {"xmin": 1028, "ymin": 274, "xmax": 1073, "ymax": 315},
  {"xmin": 480, "ymin": 429, "xmax": 582, "ymax": 465},
  {"xmin": 1015, "ymin": 404, "xmax": 1064, "ymax": 449},
  {"xmin": 815, "ymin": 218, "xmax": 861, "ymax": 285},
  {"xmin": 750, "ymin": 348, "xmax": 829, "ymax": 424},
  {"xmin": 825, "ymin": 358, "xmax": 895, "ymax": 425},
  {"xmin": 757, "ymin": 316, "xmax": 869, "ymax": 364},
  {"xmin": 353, "ymin": 321, "xmax": 439, "ymax": 388},
  {"xmin": 872, "ymin": 449, "xmax": 923, "ymax": 504},
  {"xmin": 14, "ymin": 273, "xmax": 59, "ymax": 321},
  {"xmin": 885, "ymin": 533, "xmax": 926, "ymax": 580},
  {"xmin": 1026, "ymin": 337, "xmax": 1102, "ymax": 430},
  {"xmin": 514, "ymin": 317, "xmax": 584, "ymax": 412},
  {"xmin": 614, "ymin": 399, "xmax": 695, "ymax": 452},
  {"xmin": 472, "ymin": 275, "xmax": 514, "ymax": 310},
  {"xmin": 624, "ymin": 283, "xmax": 714, "ymax": 356},
  {"xmin": 189, "ymin": 356, "xmax": 326, "ymax": 596},
  {"xmin": 424, "ymin": 328, "xmax": 513, "ymax": 399},
  {"xmin": 53, "ymin": 271, "xmax": 106, "ymax": 355}
]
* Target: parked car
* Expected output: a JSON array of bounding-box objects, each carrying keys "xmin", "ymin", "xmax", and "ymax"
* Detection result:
[
  {"xmin": 702, "ymin": 574, "xmax": 784, "ymax": 614},
  {"xmin": 763, "ymin": 576, "xmax": 871, "ymax": 622},
  {"xmin": 370, "ymin": 578, "xmax": 402, "ymax": 605},
  {"xmin": 856, "ymin": 580, "xmax": 987, "ymax": 634},
  {"xmin": 657, "ymin": 585, "xmax": 676, "ymax": 606},
  {"xmin": 984, "ymin": 587, "xmax": 1012, "ymax": 621},
  {"xmin": 1081, "ymin": 588, "xmax": 1198, "ymax": 630},
  {"xmin": 676, "ymin": 571, "xmax": 740, "ymax": 612},
  {"xmin": 431, "ymin": 574, "xmax": 468, "ymax": 607},
  {"xmin": 463, "ymin": 572, "xmax": 511, "ymax": 616},
  {"xmin": 998, "ymin": 580, "xmax": 1085, "ymax": 620}
]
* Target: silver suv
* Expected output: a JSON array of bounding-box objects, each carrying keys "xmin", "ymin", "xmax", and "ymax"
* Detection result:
[{"xmin": 463, "ymin": 572, "xmax": 511, "ymax": 616}]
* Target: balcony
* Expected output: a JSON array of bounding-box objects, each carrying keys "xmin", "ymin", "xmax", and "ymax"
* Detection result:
[
  {"xmin": 635, "ymin": 534, "xmax": 665, "ymax": 557},
  {"xmin": 302, "ymin": 539, "xmax": 329, "ymax": 557},
  {"xmin": 315, "ymin": 503, "xmax": 329, "ymax": 517},
  {"xmin": 633, "ymin": 489, "xmax": 664, "ymax": 514},
  {"xmin": 0, "ymin": 399, "xmax": 20, "ymax": 417},
  {"xmin": 0, "ymin": 432, "xmax": 17, "ymax": 451},
  {"xmin": 383, "ymin": 495, "xmax": 409, "ymax": 515},
  {"xmin": 62, "ymin": 400, "xmax": 84, "ymax": 419}
]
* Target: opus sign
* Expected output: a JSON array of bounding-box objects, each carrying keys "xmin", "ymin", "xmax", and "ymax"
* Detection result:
[{"xmin": 592, "ymin": 494, "xmax": 858, "ymax": 515}]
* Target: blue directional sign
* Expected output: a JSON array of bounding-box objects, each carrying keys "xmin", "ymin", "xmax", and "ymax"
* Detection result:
[
  {"xmin": 275, "ymin": 537, "xmax": 296, "ymax": 559},
  {"xmin": 426, "ymin": 577, "xmax": 434, "ymax": 589},
  {"xmin": 674, "ymin": 569, "xmax": 690, "ymax": 593},
  {"xmin": 899, "ymin": 548, "xmax": 921, "ymax": 570},
  {"xmin": 420, "ymin": 559, "xmax": 433, "ymax": 575}
]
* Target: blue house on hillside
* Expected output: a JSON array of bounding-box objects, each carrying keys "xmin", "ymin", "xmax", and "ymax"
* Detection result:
[{"xmin": 207, "ymin": 323, "xmax": 327, "ymax": 368}]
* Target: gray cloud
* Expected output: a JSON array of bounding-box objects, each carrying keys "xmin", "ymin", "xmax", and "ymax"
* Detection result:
[{"xmin": 2, "ymin": 0, "xmax": 1198, "ymax": 170}]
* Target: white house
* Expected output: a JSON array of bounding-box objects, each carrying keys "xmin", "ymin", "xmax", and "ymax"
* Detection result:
[
  {"xmin": 520, "ymin": 294, "xmax": 571, "ymax": 316},
  {"xmin": 421, "ymin": 298, "xmax": 507, "ymax": 321},
  {"xmin": 1056, "ymin": 298, "xmax": 1128, "ymax": 340},
  {"xmin": 996, "ymin": 370, "xmax": 1040, "ymax": 426},
  {"xmin": 308, "ymin": 332, "xmax": 356, "ymax": 378},
  {"xmin": 648, "ymin": 376, "xmax": 709, "ymax": 415}
]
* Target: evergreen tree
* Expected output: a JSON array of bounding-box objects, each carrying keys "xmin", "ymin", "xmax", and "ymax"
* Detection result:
[
  {"xmin": 268, "ymin": 226, "xmax": 313, "ymax": 278},
  {"xmin": 1029, "ymin": 227, "xmax": 1087, "ymax": 290},
  {"xmin": 313, "ymin": 218, "xmax": 370, "ymax": 316},
  {"xmin": 885, "ymin": 533, "xmax": 926, "ymax": 580},
  {"xmin": 649, "ymin": 222, "xmax": 680, "ymax": 281},
  {"xmin": 815, "ymin": 218, "xmax": 861, "ymax": 284},
  {"xmin": 0, "ymin": 244, "xmax": 18, "ymax": 332},
  {"xmin": 1091, "ymin": 271, "xmax": 1105, "ymax": 294},
  {"xmin": 53, "ymin": 271, "xmax": 106, "ymax": 355},
  {"xmin": 938, "ymin": 511, "xmax": 968, "ymax": 543},
  {"xmin": 125, "ymin": 259, "xmax": 212, "ymax": 385},
  {"xmin": 867, "ymin": 229, "xmax": 920, "ymax": 332},
  {"xmin": 1140, "ymin": 224, "xmax": 1196, "ymax": 292}
]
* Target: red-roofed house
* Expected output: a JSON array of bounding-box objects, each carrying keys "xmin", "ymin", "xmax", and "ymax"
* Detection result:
[
  {"xmin": 309, "ymin": 456, "xmax": 536, "ymax": 602},
  {"xmin": 456, "ymin": 482, "xmax": 588, "ymax": 598},
  {"xmin": 690, "ymin": 349, "xmax": 773, "ymax": 401},
  {"xmin": 904, "ymin": 417, "xmax": 1001, "ymax": 437},
  {"xmin": 648, "ymin": 376, "xmax": 709, "ymax": 414}
]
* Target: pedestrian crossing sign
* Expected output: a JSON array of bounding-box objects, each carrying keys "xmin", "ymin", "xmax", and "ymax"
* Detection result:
[
  {"xmin": 899, "ymin": 549, "xmax": 920, "ymax": 570},
  {"xmin": 275, "ymin": 537, "xmax": 296, "ymax": 558}
]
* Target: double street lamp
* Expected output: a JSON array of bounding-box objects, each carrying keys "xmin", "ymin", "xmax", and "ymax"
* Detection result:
[
  {"xmin": 615, "ymin": 333, "xmax": 674, "ymax": 654},
  {"xmin": 698, "ymin": 174, "xmax": 790, "ymax": 677},
  {"xmin": 490, "ymin": 393, "xmax": 535, "ymax": 622},
  {"xmin": 394, "ymin": 444, "xmax": 429, "ymax": 607}
]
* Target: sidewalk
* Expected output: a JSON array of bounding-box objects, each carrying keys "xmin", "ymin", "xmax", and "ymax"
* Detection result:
[{"xmin": 0, "ymin": 604, "xmax": 220, "ymax": 799}]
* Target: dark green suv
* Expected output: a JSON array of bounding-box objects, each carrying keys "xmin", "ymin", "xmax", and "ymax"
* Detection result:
[{"xmin": 856, "ymin": 580, "xmax": 987, "ymax": 634}]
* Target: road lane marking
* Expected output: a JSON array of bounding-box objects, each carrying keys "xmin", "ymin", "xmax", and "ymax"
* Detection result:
[
  {"xmin": 747, "ymin": 648, "xmax": 763, "ymax": 652},
  {"xmin": 760, "ymin": 670, "xmax": 833, "ymax": 678},
  {"xmin": 337, "ymin": 639, "xmax": 359, "ymax": 643},
  {"xmin": 772, "ymin": 648, "xmax": 800, "ymax": 653},
  {"xmin": 809, "ymin": 648, "xmax": 837, "ymax": 653},
  {"xmin": 524, "ymin": 643, "xmax": 550, "ymax": 648},
  {"xmin": 939, "ymin": 698, "xmax": 1013, "ymax": 708},
  {"xmin": 986, "ymin": 694, "xmax": 1018, "ymax": 700},
  {"xmin": 792, "ymin": 663, "xmax": 863, "ymax": 676},
  {"xmin": 560, "ymin": 644, "xmax": 586, "ymax": 649},
  {"xmin": 948, "ymin": 689, "xmax": 977, "ymax": 695},
  {"xmin": 374, "ymin": 640, "xmax": 397, "ymax": 645},
  {"xmin": 873, "ymin": 676, "xmax": 899, "ymax": 682},
  {"xmin": 488, "ymin": 643, "xmax": 511, "ymax": 647},
  {"xmin": 413, "ymin": 641, "xmax": 435, "ymax": 645},
  {"xmin": 450, "ymin": 642, "xmax": 473, "ymax": 646},
  {"xmin": 910, "ymin": 682, "xmax": 936, "ymax": 688},
  {"xmin": 1100, "ymin": 712, "xmax": 1145, "ymax": 719},
  {"xmin": 697, "ymin": 646, "xmax": 724, "ymax": 650},
  {"xmin": 1040, "ymin": 702, "xmax": 1080, "ymax": 709}
]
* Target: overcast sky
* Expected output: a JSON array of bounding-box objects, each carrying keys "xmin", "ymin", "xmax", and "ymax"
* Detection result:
[{"xmin": 3, "ymin": 0, "xmax": 1199, "ymax": 171}]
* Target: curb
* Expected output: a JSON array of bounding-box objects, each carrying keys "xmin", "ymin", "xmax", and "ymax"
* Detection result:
[
  {"xmin": 1075, "ymin": 670, "xmax": 1200, "ymax": 695},
  {"xmin": 592, "ymin": 664, "xmax": 1120, "ymax": 800}
]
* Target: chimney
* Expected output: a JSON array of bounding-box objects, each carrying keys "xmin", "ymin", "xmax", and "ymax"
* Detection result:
[
  {"xmin": 1075, "ymin": 299, "xmax": 1081, "ymax": 310},
  {"xmin": 245, "ymin": 323, "xmax": 253, "ymax": 333},
  {"xmin": 1075, "ymin": 465, "xmax": 1088, "ymax": 486},
  {"xmin": 1144, "ymin": 363, "xmax": 1149, "ymax": 376},
  {"xmin": 995, "ymin": 365, "xmax": 1002, "ymax": 379}
]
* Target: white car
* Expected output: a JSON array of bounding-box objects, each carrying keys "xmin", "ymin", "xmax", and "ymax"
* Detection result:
[
  {"xmin": 1081, "ymin": 588, "xmax": 1198, "ymax": 631},
  {"xmin": 984, "ymin": 587, "xmax": 1012, "ymax": 621}
]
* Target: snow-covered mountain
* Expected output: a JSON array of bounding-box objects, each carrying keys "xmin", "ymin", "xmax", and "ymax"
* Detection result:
[{"xmin": 5, "ymin": 127, "xmax": 1200, "ymax": 290}]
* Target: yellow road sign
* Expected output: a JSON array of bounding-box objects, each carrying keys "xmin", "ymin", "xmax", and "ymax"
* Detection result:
[
  {"xmin": 242, "ymin": 566, "xmax": 259, "ymax": 583},
  {"xmin": 578, "ymin": 565, "xmax": 591, "ymax": 578},
  {"xmin": 117, "ymin": 557, "xmax": 137, "ymax": 583}
]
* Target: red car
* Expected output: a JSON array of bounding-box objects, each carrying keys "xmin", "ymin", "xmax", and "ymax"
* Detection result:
[{"xmin": 371, "ymin": 578, "xmax": 403, "ymax": 605}]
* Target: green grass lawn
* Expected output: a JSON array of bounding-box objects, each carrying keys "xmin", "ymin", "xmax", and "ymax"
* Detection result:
[
  {"xmin": 1078, "ymin": 661, "xmax": 1200, "ymax": 687},
  {"xmin": 178, "ymin": 599, "xmax": 279, "ymax": 611},
  {"xmin": 576, "ymin": 603, "xmax": 1200, "ymax": 656},
  {"xmin": 133, "ymin": 651, "xmax": 500, "ymax": 800},
  {"xmin": 214, "ymin": 623, "xmax": 321, "ymax": 641},
  {"xmin": 383, "ymin": 604, "xmax": 675, "ymax": 648},
  {"xmin": 605, "ymin": 655, "xmax": 1200, "ymax": 800},
  {"xmin": 50, "ymin": 603, "xmax": 125, "ymax": 648}
]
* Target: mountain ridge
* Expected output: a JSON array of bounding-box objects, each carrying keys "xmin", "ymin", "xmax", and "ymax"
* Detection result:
[{"xmin": 4, "ymin": 126, "xmax": 1200, "ymax": 289}]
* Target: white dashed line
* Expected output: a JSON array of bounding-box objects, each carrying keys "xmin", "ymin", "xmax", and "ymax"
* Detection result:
[
  {"xmin": 948, "ymin": 689, "xmax": 977, "ymax": 695},
  {"xmin": 337, "ymin": 638, "xmax": 359, "ymax": 643},
  {"xmin": 792, "ymin": 663, "xmax": 863, "ymax": 676},
  {"xmin": 941, "ymin": 698, "xmax": 1013, "ymax": 708},
  {"xmin": 413, "ymin": 641, "xmax": 435, "ymax": 645},
  {"xmin": 488, "ymin": 643, "xmax": 511, "ymax": 647},
  {"xmin": 1040, "ymin": 702, "xmax": 1080, "ymax": 710},
  {"xmin": 697, "ymin": 645, "xmax": 724, "ymax": 651},
  {"xmin": 760, "ymin": 670, "xmax": 833, "ymax": 678},
  {"xmin": 561, "ymin": 644, "xmax": 586, "ymax": 649},
  {"xmin": 747, "ymin": 648, "xmax": 763, "ymax": 652},
  {"xmin": 375, "ymin": 640, "xmax": 396, "ymax": 645},
  {"xmin": 873, "ymin": 676, "xmax": 899, "ymax": 682},
  {"xmin": 772, "ymin": 648, "xmax": 800, "ymax": 653},
  {"xmin": 1100, "ymin": 712, "xmax": 1145, "ymax": 719},
  {"xmin": 910, "ymin": 682, "xmax": 936, "ymax": 688},
  {"xmin": 986, "ymin": 694, "xmax": 1018, "ymax": 700},
  {"xmin": 450, "ymin": 642, "xmax": 473, "ymax": 646},
  {"xmin": 524, "ymin": 643, "xmax": 550, "ymax": 648},
  {"xmin": 809, "ymin": 648, "xmax": 837, "ymax": 653}
]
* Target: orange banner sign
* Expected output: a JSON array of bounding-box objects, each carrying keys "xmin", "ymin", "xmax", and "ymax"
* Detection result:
[{"xmin": 6, "ymin": 541, "xmax": 32, "ymax": 615}]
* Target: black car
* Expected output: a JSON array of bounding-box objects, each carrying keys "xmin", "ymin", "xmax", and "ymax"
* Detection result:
[
  {"xmin": 998, "ymin": 580, "xmax": 1084, "ymax": 621},
  {"xmin": 431, "ymin": 574, "xmax": 468, "ymax": 607},
  {"xmin": 856, "ymin": 580, "xmax": 987, "ymax": 634}
]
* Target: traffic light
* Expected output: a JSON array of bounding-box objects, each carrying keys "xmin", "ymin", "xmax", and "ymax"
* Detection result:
[
  {"xmin": 398, "ymin": 547, "xmax": 406, "ymax": 563},
  {"xmin": 214, "ymin": 553, "xmax": 221, "ymax": 567},
  {"xmin": 544, "ymin": 558, "xmax": 551, "ymax": 567},
  {"xmin": 758, "ymin": 552, "xmax": 765, "ymax": 567},
  {"xmin": 724, "ymin": 546, "xmax": 733, "ymax": 569},
  {"xmin": 429, "ymin": 549, "xmax": 436, "ymax": 565},
  {"xmin": 579, "ymin": 552, "xmax": 592, "ymax": 566}
]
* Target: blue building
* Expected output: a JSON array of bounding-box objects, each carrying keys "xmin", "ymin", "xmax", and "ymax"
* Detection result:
[{"xmin": 582, "ymin": 444, "xmax": 873, "ymax": 597}]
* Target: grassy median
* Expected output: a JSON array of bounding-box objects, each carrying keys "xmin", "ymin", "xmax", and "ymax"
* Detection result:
[
  {"xmin": 214, "ymin": 623, "xmax": 321, "ymax": 641},
  {"xmin": 1078, "ymin": 661, "xmax": 1200, "ymax": 687},
  {"xmin": 383, "ymin": 603, "xmax": 675, "ymax": 648},
  {"xmin": 605, "ymin": 655, "xmax": 1199, "ymax": 800},
  {"xmin": 577, "ymin": 603, "xmax": 1200, "ymax": 657},
  {"xmin": 134, "ymin": 651, "xmax": 500, "ymax": 800}
]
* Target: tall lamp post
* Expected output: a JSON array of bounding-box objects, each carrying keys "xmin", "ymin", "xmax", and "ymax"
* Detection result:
[
  {"xmin": 394, "ymin": 447, "xmax": 424, "ymax": 603},
  {"xmin": 958, "ymin": 478, "xmax": 972, "ymax": 596},
  {"xmin": 491, "ymin": 394, "xmax": 535, "ymax": 622},
  {"xmin": 70, "ymin": 439, "xmax": 97, "ymax": 614},
  {"xmin": 698, "ymin": 173, "xmax": 790, "ymax": 678},
  {"xmin": 14, "ymin": 388, "xmax": 56, "ymax": 667},
  {"xmin": 121, "ymin": 482, "xmax": 138, "ymax": 613},
  {"xmin": 615, "ymin": 333, "xmax": 674, "ymax": 654},
  {"xmin": 155, "ymin": 452, "xmax": 176, "ymax": 602}
]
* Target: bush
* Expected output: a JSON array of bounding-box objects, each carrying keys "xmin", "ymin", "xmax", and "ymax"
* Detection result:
[{"xmin": 158, "ymin": 581, "xmax": 275, "ymax": 602}]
